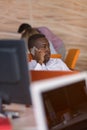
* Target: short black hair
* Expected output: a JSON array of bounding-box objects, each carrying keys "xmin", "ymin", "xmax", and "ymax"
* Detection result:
[
  {"xmin": 17, "ymin": 23, "xmax": 32, "ymax": 33},
  {"xmin": 28, "ymin": 34, "xmax": 46, "ymax": 49}
]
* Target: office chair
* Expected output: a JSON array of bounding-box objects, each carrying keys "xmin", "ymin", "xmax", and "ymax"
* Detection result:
[
  {"xmin": 28, "ymin": 48, "xmax": 80, "ymax": 70},
  {"xmin": 50, "ymin": 54, "xmax": 61, "ymax": 58},
  {"xmin": 28, "ymin": 54, "xmax": 32, "ymax": 61},
  {"xmin": 28, "ymin": 54, "xmax": 61, "ymax": 61},
  {"xmin": 64, "ymin": 49, "xmax": 80, "ymax": 70}
]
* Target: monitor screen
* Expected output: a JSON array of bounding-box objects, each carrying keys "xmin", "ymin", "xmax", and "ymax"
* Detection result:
[
  {"xmin": 42, "ymin": 80, "xmax": 87, "ymax": 128},
  {"xmin": 31, "ymin": 72, "xmax": 87, "ymax": 130},
  {"xmin": 0, "ymin": 39, "xmax": 31, "ymax": 106}
]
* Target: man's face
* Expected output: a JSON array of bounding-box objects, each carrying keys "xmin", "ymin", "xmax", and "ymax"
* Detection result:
[{"xmin": 35, "ymin": 37, "xmax": 51, "ymax": 63}]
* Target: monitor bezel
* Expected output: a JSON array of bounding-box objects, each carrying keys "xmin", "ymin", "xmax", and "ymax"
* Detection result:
[
  {"xmin": 0, "ymin": 39, "xmax": 32, "ymax": 106},
  {"xmin": 30, "ymin": 71, "xmax": 87, "ymax": 130}
]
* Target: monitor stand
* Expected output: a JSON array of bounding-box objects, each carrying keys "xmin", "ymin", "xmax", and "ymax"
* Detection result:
[
  {"xmin": 0, "ymin": 94, "xmax": 19, "ymax": 119},
  {"xmin": 0, "ymin": 98, "xmax": 12, "ymax": 130}
]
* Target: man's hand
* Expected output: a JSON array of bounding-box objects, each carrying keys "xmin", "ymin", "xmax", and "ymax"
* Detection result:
[{"xmin": 35, "ymin": 48, "xmax": 45, "ymax": 65}]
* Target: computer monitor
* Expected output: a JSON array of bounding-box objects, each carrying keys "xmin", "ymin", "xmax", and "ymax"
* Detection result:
[
  {"xmin": 31, "ymin": 72, "xmax": 87, "ymax": 130},
  {"xmin": 0, "ymin": 39, "xmax": 31, "ymax": 113}
]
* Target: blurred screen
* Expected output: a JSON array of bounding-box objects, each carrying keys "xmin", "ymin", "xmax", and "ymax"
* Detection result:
[{"xmin": 42, "ymin": 80, "xmax": 87, "ymax": 130}]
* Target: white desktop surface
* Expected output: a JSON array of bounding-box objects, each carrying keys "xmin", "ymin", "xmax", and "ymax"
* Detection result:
[{"xmin": 4, "ymin": 103, "xmax": 37, "ymax": 130}]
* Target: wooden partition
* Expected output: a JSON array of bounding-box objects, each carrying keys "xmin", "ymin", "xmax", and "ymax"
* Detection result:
[
  {"xmin": 0, "ymin": 0, "xmax": 87, "ymax": 71},
  {"xmin": 30, "ymin": 70, "xmax": 78, "ymax": 82}
]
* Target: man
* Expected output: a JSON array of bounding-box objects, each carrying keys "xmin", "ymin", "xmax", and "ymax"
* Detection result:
[
  {"xmin": 28, "ymin": 34, "xmax": 70, "ymax": 71},
  {"xmin": 18, "ymin": 23, "xmax": 65, "ymax": 59}
]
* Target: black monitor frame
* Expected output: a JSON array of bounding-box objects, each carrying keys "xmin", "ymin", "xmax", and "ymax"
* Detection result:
[{"xmin": 0, "ymin": 39, "xmax": 31, "ymax": 114}]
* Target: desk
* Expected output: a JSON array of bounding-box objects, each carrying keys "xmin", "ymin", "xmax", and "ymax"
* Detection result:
[
  {"xmin": 4, "ymin": 104, "xmax": 37, "ymax": 130},
  {"xmin": 30, "ymin": 70, "xmax": 78, "ymax": 82},
  {"xmin": 5, "ymin": 71, "xmax": 78, "ymax": 130}
]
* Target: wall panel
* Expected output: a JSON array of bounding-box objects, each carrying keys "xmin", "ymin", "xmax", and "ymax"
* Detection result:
[{"xmin": 0, "ymin": 0, "xmax": 87, "ymax": 71}]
